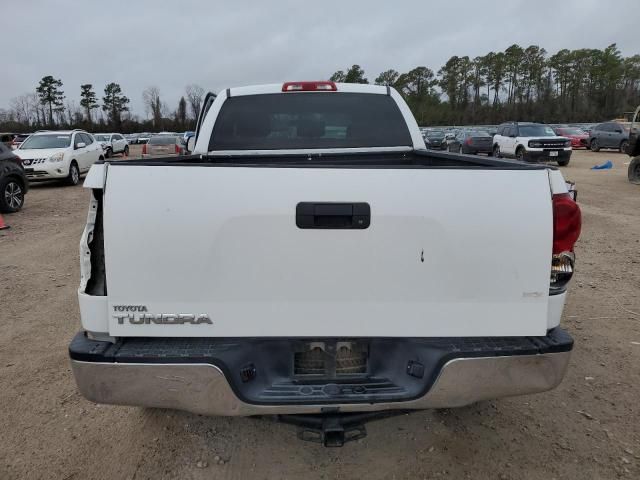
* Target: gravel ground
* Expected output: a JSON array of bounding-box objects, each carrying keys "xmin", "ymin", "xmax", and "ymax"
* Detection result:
[{"xmin": 1, "ymin": 147, "xmax": 639, "ymax": 480}]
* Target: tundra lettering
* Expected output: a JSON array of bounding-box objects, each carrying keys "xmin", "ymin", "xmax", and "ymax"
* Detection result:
[{"xmin": 113, "ymin": 313, "xmax": 212, "ymax": 325}]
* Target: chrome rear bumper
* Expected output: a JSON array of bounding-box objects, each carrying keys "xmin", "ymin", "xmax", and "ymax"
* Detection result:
[{"xmin": 70, "ymin": 351, "xmax": 571, "ymax": 416}]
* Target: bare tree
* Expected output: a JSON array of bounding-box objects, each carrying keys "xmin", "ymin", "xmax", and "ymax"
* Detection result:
[
  {"xmin": 10, "ymin": 94, "xmax": 39, "ymax": 126},
  {"xmin": 120, "ymin": 109, "xmax": 132, "ymax": 122},
  {"xmin": 10, "ymin": 96, "xmax": 29, "ymax": 125},
  {"xmin": 55, "ymin": 105, "xmax": 67, "ymax": 126},
  {"xmin": 185, "ymin": 84, "xmax": 204, "ymax": 119},
  {"xmin": 142, "ymin": 86, "xmax": 162, "ymax": 127},
  {"xmin": 37, "ymin": 104, "xmax": 47, "ymax": 126},
  {"xmin": 161, "ymin": 101, "xmax": 171, "ymax": 120},
  {"xmin": 66, "ymin": 100, "xmax": 83, "ymax": 126},
  {"xmin": 27, "ymin": 93, "xmax": 40, "ymax": 124}
]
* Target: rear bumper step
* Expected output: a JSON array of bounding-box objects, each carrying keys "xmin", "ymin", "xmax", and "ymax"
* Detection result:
[{"xmin": 69, "ymin": 329, "xmax": 572, "ymax": 415}]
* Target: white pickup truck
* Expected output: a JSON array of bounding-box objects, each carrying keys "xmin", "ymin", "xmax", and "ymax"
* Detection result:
[{"xmin": 70, "ymin": 81, "xmax": 581, "ymax": 446}]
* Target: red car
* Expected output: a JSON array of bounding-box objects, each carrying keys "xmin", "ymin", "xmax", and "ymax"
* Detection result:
[{"xmin": 553, "ymin": 127, "xmax": 589, "ymax": 149}]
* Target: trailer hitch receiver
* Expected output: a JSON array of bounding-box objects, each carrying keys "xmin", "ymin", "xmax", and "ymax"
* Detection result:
[{"xmin": 277, "ymin": 411, "xmax": 409, "ymax": 447}]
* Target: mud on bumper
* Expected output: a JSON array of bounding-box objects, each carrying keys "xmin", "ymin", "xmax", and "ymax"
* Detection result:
[{"xmin": 69, "ymin": 329, "xmax": 573, "ymax": 416}]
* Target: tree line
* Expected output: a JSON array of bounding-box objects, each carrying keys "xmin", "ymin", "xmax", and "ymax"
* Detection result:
[
  {"xmin": 330, "ymin": 43, "xmax": 640, "ymax": 125},
  {"xmin": 1, "ymin": 43, "xmax": 638, "ymax": 132},
  {"xmin": 0, "ymin": 78, "xmax": 204, "ymax": 133}
]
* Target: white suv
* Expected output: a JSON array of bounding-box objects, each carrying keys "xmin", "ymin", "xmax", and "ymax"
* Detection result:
[
  {"xmin": 93, "ymin": 133, "xmax": 129, "ymax": 158},
  {"xmin": 17, "ymin": 130, "xmax": 104, "ymax": 185},
  {"xmin": 493, "ymin": 122, "xmax": 572, "ymax": 166}
]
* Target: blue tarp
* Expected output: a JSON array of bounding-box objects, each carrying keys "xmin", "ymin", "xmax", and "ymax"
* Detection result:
[{"xmin": 591, "ymin": 160, "xmax": 613, "ymax": 170}]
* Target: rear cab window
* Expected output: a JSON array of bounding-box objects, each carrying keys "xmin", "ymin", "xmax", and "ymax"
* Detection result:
[{"xmin": 209, "ymin": 92, "xmax": 412, "ymax": 151}]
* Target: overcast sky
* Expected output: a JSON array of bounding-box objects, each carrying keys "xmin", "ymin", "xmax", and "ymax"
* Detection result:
[{"xmin": 4, "ymin": 0, "xmax": 639, "ymax": 117}]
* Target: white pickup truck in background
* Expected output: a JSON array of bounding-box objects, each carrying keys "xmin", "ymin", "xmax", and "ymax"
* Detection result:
[{"xmin": 69, "ymin": 81, "xmax": 581, "ymax": 446}]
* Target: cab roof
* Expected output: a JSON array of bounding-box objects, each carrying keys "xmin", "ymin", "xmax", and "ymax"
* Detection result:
[{"xmin": 227, "ymin": 82, "xmax": 389, "ymax": 97}]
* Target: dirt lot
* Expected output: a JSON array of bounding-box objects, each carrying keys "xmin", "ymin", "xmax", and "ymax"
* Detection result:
[{"xmin": 1, "ymin": 147, "xmax": 639, "ymax": 480}]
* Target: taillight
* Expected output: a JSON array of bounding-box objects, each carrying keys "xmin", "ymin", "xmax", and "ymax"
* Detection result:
[
  {"xmin": 142, "ymin": 143, "xmax": 147, "ymax": 155},
  {"xmin": 282, "ymin": 81, "xmax": 337, "ymax": 92},
  {"xmin": 550, "ymin": 193, "xmax": 581, "ymax": 293},
  {"xmin": 553, "ymin": 194, "xmax": 581, "ymax": 254},
  {"xmin": 465, "ymin": 137, "xmax": 472, "ymax": 145},
  {"xmin": 175, "ymin": 144, "xmax": 180, "ymax": 154}
]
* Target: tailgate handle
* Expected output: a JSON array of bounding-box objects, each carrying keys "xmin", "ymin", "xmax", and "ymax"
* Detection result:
[{"xmin": 296, "ymin": 202, "xmax": 370, "ymax": 229}]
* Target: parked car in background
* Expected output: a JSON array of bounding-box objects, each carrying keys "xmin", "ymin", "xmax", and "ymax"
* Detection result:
[
  {"xmin": 1, "ymin": 133, "xmax": 14, "ymax": 148},
  {"xmin": 125, "ymin": 133, "xmax": 140, "ymax": 144},
  {"xmin": 570, "ymin": 123, "xmax": 596, "ymax": 136},
  {"xmin": 422, "ymin": 129, "xmax": 447, "ymax": 150},
  {"xmin": 182, "ymin": 131, "xmax": 195, "ymax": 144},
  {"xmin": 142, "ymin": 135, "xmax": 185, "ymax": 157},
  {"xmin": 484, "ymin": 126, "xmax": 498, "ymax": 136},
  {"xmin": 93, "ymin": 133, "xmax": 129, "ymax": 158},
  {"xmin": 137, "ymin": 133, "xmax": 151, "ymax": 144},
  {"xmin": 443, "ymin": 131, "xmax": 456, "ymax": 150},
  {"xmin": 16, "ymin": 130, "xmax": 104, "ymax": 185},
  {"xmin": 589, "ymin": 122, "xmax": 631, "ymax": 152},
  {"xmin": 447, "ymin": 129, "xmax": 493, "ymax": 155},
  {"xmin": 11, "ymin": 133, "xmax": 31, "ymax": 150},
  {"xmin": 553, "ymin": 126, "xmax": 589, "ymax": 149},
  {"xmin": 0, "ymin": 142, "xmax": 28, "ymax": 212},
  {"xmin": 493, "ymin": 122, "xmax": 572, "ymax": 166}
]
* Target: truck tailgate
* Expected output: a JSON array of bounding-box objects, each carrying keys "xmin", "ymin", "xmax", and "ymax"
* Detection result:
[{"xmin": 103, "ymin": 165, "xmax": 553, "ymax": 337}]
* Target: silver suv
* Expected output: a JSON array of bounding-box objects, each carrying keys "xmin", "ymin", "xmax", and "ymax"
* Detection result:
[{"xmin": 589, "ymin": 122, "xmax": 630, "ymax": 153}]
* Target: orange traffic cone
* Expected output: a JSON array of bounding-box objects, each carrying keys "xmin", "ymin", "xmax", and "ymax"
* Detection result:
[{"xmin": 0, "ymin": 213, "xmax": 10, "ymax": 231}]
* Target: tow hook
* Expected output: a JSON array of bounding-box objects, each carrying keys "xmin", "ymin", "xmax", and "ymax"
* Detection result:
[{"xmin": 276, "ymin": 410, "xmax": 410, "ymax": 447}]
